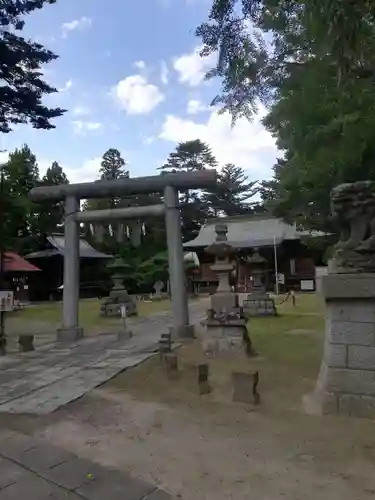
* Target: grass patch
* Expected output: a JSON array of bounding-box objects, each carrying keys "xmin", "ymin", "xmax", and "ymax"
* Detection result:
[
  {"xmin": 109, "ymin": 292, "xmax": 325, "ymax": 410},
  {"xmin": 8, "ymin": 297, "xmax": 171, "ymax": 332}
]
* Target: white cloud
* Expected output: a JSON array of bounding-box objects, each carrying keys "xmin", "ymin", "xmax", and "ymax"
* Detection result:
[
  {"xmin": 71, "ymin": 120, "xmax": 102, "ymax": 135},
  {"xmin": 159, "ymin": 106, "xmax": 278, "ymax": 178},
  {"xmin": 160, "ymin": 61, "xmax": 169, "ymax": 85},
  {"xmin": 134, "ymin": 60, "xmax": 146, "ymax": 70},
  {"xmin": 187, "ymin": 99, "xmax": 208, "ymax": 115},
  {"xmin": 173, "ymin": 46, "xmax": 216, "ymax": 87},
  {"xmin": 72, "ymin": 105, "xmax": 90, "ymax": 117},
  {"xmin": 113, "ymin": 74, "xmax": 164, "ymax": 114},
  {"xmin": 61, "ymin": 16, "xmax": 92, "ymax": 37},
  {"xmin": 58, "ymin": 79, "xmax": 73, "ymax": 92}
]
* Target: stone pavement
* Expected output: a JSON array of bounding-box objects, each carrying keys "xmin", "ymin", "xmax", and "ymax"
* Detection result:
[
  {"xmin": 0, "ymin": 429, "xmax": 174, "ymax": 499},
  {"xmin": 0, "ymin": 301, "xmax": 206, "ymax": 415}
]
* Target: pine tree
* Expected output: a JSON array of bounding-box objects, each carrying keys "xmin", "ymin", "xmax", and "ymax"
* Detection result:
[
  {"xmin": 159, "ymin": 140, "xmax": 217, "ymax": 241},
  {"xmin": 99, "ymin": 148, "xmax": 129, "ymax": 180},
  {"xmin": 32, "ymin": 161, "xmax": 69, "ymax": 241},
  {"xmin": 204, "ymin": 164, "xmax": 259, "ymax": 216},
  {"xmin": 2, "ymin": 145, "xmax": 39, "ymax": 249},
  {"xmin": 0, "ymin": 0, "xmax": 65, "ymax": 133},
  {"xmin": 159, "ymin": 139, "xmax": 217, "ymax": 173}
]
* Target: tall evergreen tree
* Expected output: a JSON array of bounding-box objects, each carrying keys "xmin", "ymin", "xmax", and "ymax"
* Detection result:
[
  {"xmin": 32, "ymin": 161, "xmax": 69, "ymax": 241},
  {"xmin": 160, "ymin": 139, "xmax": 218, "ymax": 173},
  {"xmin": 2, "ymin": 145, "xmax": 39, "ymax": 250},
  {"xmin": 204, "ymin": 164, "xmax": 259, "ymax": 216},
  {"xmin": 159, "ymin": 140, "xmax": 218, "ymax": 241},
  {"xmin": 0, "ymin": 0, "xmax": 64, "ymax": 133},
  {"xmin": 99, "ymin": 148, "xmax": 129, "ymax": 180}
]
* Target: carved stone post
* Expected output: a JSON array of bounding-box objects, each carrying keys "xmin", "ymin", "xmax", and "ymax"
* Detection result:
[{"xmin": 304, "ymin": 181, "xmax": 375, "ymax": 418}]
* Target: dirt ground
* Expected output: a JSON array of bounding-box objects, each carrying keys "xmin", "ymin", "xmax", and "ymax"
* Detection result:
[{"xmin": 2, "ymin": 295, "xmax": 375, "ymax": 499}]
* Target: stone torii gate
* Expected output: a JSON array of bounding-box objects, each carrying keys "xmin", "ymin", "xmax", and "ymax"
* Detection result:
[{"xmin": 29, "ymin": 171, "xmax": 217, "ymax": 341}]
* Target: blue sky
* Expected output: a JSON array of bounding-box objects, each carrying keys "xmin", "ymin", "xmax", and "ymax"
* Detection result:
[{"xmin": 1, "ymin": 0, "xmax": 278, "ymax": 183}]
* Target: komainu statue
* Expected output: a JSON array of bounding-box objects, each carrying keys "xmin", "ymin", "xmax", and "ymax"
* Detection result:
[{"xmin": 331, "ymin": 180, "xmax": 375, "ymax": 273}]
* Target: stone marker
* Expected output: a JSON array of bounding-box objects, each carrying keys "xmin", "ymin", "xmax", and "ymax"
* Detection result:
[
  {"xmin": 164, "ymin": 353, "xmax": 178, "ymax": 378},
  {"xmin": 18, "ymin": 334, "xmax": 34, "ymax": 352},
  {"xmin": 198, "ymin": 363, "xmax": 211, "ymax": 395},
  {"xmin": 159, "ymin": 332, "xmax": 172, "ymax": 355},
  {"xmin": 232, "ymin": 371, "xmax": 260, "ymax": 404}
]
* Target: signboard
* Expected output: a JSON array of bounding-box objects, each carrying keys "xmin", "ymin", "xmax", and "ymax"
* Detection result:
[
  {"xmin": 0, "ymin": 291, "xmax": 14, "ymax": 312},
  {"xmin": 120, "ymin": 305, "xmax": 127, "ymax": 318},
  {"xmin": 300, "ymin": 280, "xmax": 314, "ymax": 291},
  {"xmin": 277, "ymin": 273, "xmax": 285, "ymax": 284}
]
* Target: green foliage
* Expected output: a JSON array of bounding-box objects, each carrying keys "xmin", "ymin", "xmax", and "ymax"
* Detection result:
[
  {"xmin": 0, "ymin": 0, "xmax": 65, "ymax": 133},
  {"xmin": 204, "ymin": 163, "xmax": 259, "ymax": 216},
  {"xmin": 159, "ymin": 139, "xmax": 218, "ymax": 241},
  {"xmin": 32, "ymin": 161, "xmax": 69, "ymax": 244},
  {"xmin": 1, "ymin": 145, "xmax": 39, "ymax": 250},
  {"xmin": 198, "ymin": 0, "xmax": 375, "ymax": 232},
  {"xmin": 99, "ymin": 148, "xmax": 129, "ymax": 180},
  {"xmin": 160, "ymin": 139, "xmax": 218, "ymax": 173}
]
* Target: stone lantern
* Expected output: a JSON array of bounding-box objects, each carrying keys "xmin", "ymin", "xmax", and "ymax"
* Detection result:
[
  {"xmin": 100, "ymin": 255, "xmax": 137, "ymax": 317},
  {"xmin": 199, "ymin": 223, "xmax": 255, "ymax": 357},
  {"xmin": 243, "ymin": 248, "xmax": 277, "ymax": 317}
]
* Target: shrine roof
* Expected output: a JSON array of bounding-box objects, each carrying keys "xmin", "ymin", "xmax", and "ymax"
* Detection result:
[
  {"xmin": 25, "ymin": 235, "xmax": 112, "ymax": 260},
  {"xmin": 183, "ymin": 215, "xmax": 325, "ymax": 249}
]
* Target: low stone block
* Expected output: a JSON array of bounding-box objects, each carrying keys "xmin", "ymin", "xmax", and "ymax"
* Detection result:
[
  {"xmin": 232, "ymin": 371, "xmax": 260, "ymax": 404},
  {"xmin": 18, "ymin": 335, "xmax": 34, "ymax": 352},
  {"xmin": 324, "ymin": 367, "xmax": 375, "ymax": 396},
  {"xmin": 328, "ymin": 320, "xmax": 375, "ymax": 346},
  {"xmin": 348, "ymin": 345, "xmax": 375, "ymax": 370},
  {"xmin": 324, "ymin": 342, "xmax": 347, "ymax": 368},
  {"xmin": 339, "ymin": 393, "xmax": 375, "ymax": 418},
  {"xmin": 164, "ymin": 353, "xmax": 178, "ymax": 378},
  {"xmin": 198, "ymin": 364, "xmax": 211, "ymax": 395}
]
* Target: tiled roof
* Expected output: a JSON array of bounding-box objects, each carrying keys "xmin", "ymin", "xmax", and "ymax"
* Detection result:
[
  {"xmin": 2, "ymin": 252, "xmax": 41, "ymax": 272},
  {"xmin": 25, "ymin": 235, "xmax": 112, "ymax": 260},
  {"xmin": 183, "ymin": 215, "xmax": 325, "ymax": 249}
]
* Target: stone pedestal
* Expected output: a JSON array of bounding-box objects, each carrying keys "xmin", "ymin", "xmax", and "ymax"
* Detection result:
[
  {"xmin": 304, "ymin": 274, "xmax": 375, "ymax": 418},
  {"xmin": 57, "ymin": 326, "xmax": 84, "ymax": 343},
  {"xmin": 201, "ymin": 317, "xmax": 247, "ymax": 357}
]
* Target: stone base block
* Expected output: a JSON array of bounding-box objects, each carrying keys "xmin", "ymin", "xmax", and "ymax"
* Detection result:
[
  {"xmin": 303, "ymin": 390, "xmax": 375, "ymax": 419},
  {"xmin": 116, "ymin": 330, "xmax": 133, "ymax": 341},
  {"xmin": 232, "ymin": 371, "xmax": 260, "ymax": 404},
  {"xmin": 57, "ymin": 326, "xmax": 83, "ymax": 343},
  {"xmin": 308, "ymin": 273, "xmax": 375, "ymax": 418},
  {"xmin": 169, "ymin": 325, "xmax": 195, "ymax": 340},
  {"xmin": 200, "ymin": 324, "xmax": 247, "ymax": 358}
]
